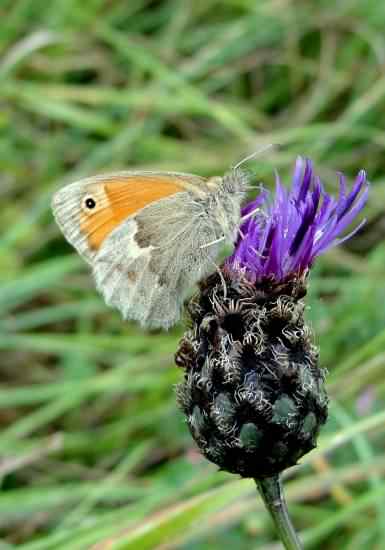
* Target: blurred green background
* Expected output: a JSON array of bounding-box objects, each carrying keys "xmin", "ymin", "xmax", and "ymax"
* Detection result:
[{"xmin": 1, "ymin": 0, "xmax": 385, "ymax": 548}]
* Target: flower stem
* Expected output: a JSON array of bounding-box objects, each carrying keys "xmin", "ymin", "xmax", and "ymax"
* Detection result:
[{"xmin": 255, "ymin": 474, "xmax": 303, "ymax": 550}]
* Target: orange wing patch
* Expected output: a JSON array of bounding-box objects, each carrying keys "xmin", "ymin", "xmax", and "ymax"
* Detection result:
[{"xmin": 80, "ymin": 175, "xmax": 184, "ymax": 251}]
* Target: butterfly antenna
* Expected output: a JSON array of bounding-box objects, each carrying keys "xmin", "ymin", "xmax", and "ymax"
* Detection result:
[{"xmin": 233, "ymin": 143, "xmax": 278, "ymax": 171}]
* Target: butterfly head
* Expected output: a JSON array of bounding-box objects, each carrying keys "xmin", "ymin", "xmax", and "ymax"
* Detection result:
[{"xmin": 203, "ymin": 170, "xmax": 249, "ymax": 242}]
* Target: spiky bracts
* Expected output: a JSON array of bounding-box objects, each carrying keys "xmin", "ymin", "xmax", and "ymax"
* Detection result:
[{"xmin": 176, "ymin": 270, "xmax": 328, "ymax": 478}]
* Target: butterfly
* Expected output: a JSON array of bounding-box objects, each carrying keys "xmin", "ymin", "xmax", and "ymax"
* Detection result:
[{"xmin": 52, "ymin": 169, "xmax": 249, "ymax": 329}]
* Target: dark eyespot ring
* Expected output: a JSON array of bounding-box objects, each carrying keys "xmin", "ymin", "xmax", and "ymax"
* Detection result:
[{"xmin": 84, "ymin": 197, "xmax": 96, "ymax": 210}]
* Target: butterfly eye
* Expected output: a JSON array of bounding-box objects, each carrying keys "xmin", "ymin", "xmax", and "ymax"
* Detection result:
[{"xmin": 83, "ymin": 195, "xmax": 97, "ymax": 211}]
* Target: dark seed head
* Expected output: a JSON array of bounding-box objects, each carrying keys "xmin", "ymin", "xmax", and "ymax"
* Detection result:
[{"xmin": 176, "ymin": 270, "xmax": 328, "ymax": 478}]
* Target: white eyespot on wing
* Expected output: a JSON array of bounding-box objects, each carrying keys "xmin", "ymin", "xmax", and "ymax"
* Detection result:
[{"xmin": 52, "ymin": 181, "xmax": 97, "ymax": 263}]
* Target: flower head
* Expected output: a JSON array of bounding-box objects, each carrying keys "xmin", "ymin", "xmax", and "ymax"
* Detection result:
[
  {"xmin": 175, "ymin": 157, "xmax": 368, "ymax": 480},
  {"xmin": 227, "ymin": 157, "xmax": 369, "ymax": 282}
]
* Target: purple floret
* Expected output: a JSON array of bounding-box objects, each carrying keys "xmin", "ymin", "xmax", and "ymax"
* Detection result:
[{"xmin": 228, "ymin": 157, "xmax": 369, "ymax": 282}]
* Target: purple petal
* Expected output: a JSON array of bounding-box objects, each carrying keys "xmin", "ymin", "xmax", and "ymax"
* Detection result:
[{"xmin": 227, "ymin": 159, "xmax": 369, "ymax": 282}]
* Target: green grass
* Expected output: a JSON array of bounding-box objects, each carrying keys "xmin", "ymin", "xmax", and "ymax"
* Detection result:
[{"xmin": 1, "ymin": 0, "xmax": 385, "ymax": 548}]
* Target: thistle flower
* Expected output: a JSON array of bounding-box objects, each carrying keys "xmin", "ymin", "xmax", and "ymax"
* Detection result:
[
  {"xmin": 228, "ymin": 156, "xmax": 368, "ymax": 283},
  {"xmin": 175, "ymin": 157, "xmax": 368, "ymax": 549}
]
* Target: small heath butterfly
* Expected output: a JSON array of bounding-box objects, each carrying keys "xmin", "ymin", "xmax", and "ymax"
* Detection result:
[{"xmin": 52, "ymin": 169, "xmax": 248, "ymax": 328}]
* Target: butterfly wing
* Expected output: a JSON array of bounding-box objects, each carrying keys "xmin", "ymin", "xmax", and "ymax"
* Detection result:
[
  {"xmin": 52, "ymin": 171, "xmax": 218, "ymax": 328},
  {"xmin": 51, "ymin": 172, "xmax": 201, "ymax": 263},
  {"xmin": 93, "ymin": 190, "xmax": 221, "ymax": 328}
]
